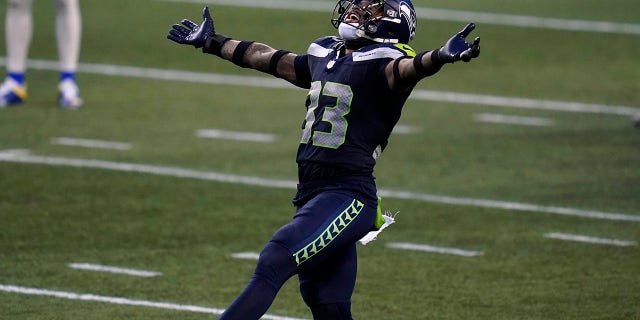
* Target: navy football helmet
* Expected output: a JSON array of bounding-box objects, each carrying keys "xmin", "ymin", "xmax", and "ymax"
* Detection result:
[{"xmin": 331, "ymin": 0, "xmax": 417, "ymax": 44}]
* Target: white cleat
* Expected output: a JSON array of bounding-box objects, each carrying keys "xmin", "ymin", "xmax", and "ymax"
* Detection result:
[
  {"xmin": 58, "ymin": 79, "xmax": 83, "ymax": 109},
  {"xmin": 0, "ymin": 77, "xmax": 27, "ymax": 108}
]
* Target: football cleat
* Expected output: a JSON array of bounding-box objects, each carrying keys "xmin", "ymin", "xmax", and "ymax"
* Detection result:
[
  {"xmin": 0, "ymin": 77, "xmax": 27, "ymax": 108},
  {"xmin": 58, "ymin": 79, "xmax": 83, "ymax": 109}
]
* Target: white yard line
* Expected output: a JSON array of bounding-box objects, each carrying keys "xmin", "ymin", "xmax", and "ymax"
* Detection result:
[
  {"xmin": 68, "ymin": 263, "xmax": 162, "ymax": 277},
  {"xmin": 408, "ymin": 90, "xmax": 639, "ymax": 117},
  {"xmin": 387, "ymin": 242, "xmax": 484, "ymax": 257},
  {"xmin": 231, "ymin": 252, "xmax": 261, "ymax": 260},
  {"xmin": 51, "ymin": 137, "xmax": 132, "ymax": 150},
  {"xmin": 1, "ymin": 58, "xmax": 638, "ymax": 117},
  {"xmin": 392, "ymin": 125, "xmax": 421, "ymax": 135},
  {"xmin": 156, "ymin": 0, "xmax": 640, "ymax": 35},
  {"xmin": 0, "ymin": 284, "xmax": 307, "ymax": 320},
  {"xmin": 1, "ymin": 149, "xmax": 638, "ymax": 223},
  {"xmin": 196, "ymin": 129, "xmax": 277, "ymax": 143},
  {"xmin": 474, "ymin": 113, "xmax": 554, "ymax": 126},
  {"xmin": 544, "ymin": 232, "xmax": 637, "ymax": 247}
]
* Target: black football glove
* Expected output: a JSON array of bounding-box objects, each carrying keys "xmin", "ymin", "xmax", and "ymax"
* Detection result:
[
  {"xmin": 437, "ymin": 23, "xmax": 481, "ymax": 63},
  {"xmin": 167, "ymin": 6, "xmax": 216, "ymax": 48}
]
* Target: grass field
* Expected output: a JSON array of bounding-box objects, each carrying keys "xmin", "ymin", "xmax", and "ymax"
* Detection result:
[{"xmin": 1, "ymin": 0, "xmax": 639, "ymax": 319}]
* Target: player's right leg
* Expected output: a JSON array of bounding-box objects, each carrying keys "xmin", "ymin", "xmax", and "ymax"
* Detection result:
[{"xmin": 1, "ymin": 0, "xmax": 33, "ymax": 107}]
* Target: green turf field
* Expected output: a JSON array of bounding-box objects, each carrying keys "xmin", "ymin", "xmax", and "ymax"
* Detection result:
[{"xmin": 1, "ymin": 0, "xmax": 639, "ymax": 319}]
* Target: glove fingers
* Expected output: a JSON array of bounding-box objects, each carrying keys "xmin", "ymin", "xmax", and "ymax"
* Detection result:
[
  {"xmin": 167, "ymin": 33, "xmax": 184, "ymax": 44},
  {"xmin": 203, "ymin": 6, "xmax": 212, "ymax": 20},
  {"xmin": 460, "ymin": 49, "xmax": 472, "ymax": 62},
  {"xmin": 458, "ymin": 23, "xmax": 476, "ymax": 37},
  {"xmin": 181, "ymin": 19, "xmax": 198, "ymax": 30},
  {"xmin": 168, "ymin": 28, "xmax": 185, "ymax": 38},
  {"xmin": 171, "ymin": 24, "xmax": 191, "ymax": 35},
  {"xmin": 471, "ymin": 37, "xmax": 481, "ymax": 58}
]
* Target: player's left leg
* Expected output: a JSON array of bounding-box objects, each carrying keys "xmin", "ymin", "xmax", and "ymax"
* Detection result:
[
  {"xmin": 54, "ymin": 0, "xmax": 82, "ymax": 109},
  {"xmin": 299, "ymin": 244, "xmax": 358, "ymax": 320},
  {"xmin": 293, "ymin": 192, "xmax": 378, "ymax": 320}
]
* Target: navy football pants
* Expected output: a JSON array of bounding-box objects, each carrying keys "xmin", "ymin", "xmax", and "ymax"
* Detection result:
[{"xmin": 218, "ymin": 191, "xmax": 378, "ymax": 320}]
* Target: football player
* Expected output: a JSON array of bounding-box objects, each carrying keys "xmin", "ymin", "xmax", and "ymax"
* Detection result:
[
  {"xmin": 167, "ymin": 1, "xmax": 480, "ymax": 319},
  {"xmin": 0, "ymin": 0, "xmax": 82, "ymax": 109}
]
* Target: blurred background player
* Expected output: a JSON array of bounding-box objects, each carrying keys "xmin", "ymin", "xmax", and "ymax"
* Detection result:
[
  {"xmin": 168, "ymin": 0, "xmax": 479, "ymax": 319},
  {"xmin": 0, "ymin": 0, "xmax": 82, "ymax": 109}
]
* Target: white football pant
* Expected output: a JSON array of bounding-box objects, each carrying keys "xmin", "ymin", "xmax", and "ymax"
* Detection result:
[{"xmin": 5, "ymin": 0, "xmax": 82, "ymax": 74}]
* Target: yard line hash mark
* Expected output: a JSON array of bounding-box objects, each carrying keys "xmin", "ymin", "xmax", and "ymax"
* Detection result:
[
  {"xmin": 544, "ymin": 233, "xmax": 637, "ymax": 247},
  {"xmin": 474, "ymin": 113, "xmax": 554, "ymax": 126},
  {"xmin": 2, "ymin": 58, "xmax": 638, "ymax": 117},
  {"xmin": 1, "ymin": 149, "xmax": 638, "ymax": 223},
  {"xmin": 0, "ymin": 284, "xmax": 307, "ymax": 320},
  {"xmin": 387, "ymin": 242, "xmax": 484, "ymax": 257},
  {"xmin": 156, "ymin": 0, "xmax": 640, "ymax": 35},
  {"xmin": 51, "ymin": 137, "xmax": 132, "ymax": 150},
  {"xmin": 196, "ymin": 129, "xmax": 277, "ymax": 143},
  {"xmin": 68, "ymin": 263, "xmax": 162, "ymax": 277}
]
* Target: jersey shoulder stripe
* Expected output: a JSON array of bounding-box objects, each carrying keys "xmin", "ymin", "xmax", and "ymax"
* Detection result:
[
  {"xmin": 308, "ymin": 36, "xmax": 342, "ymax": 57},
  {"xmin": 352, "ymin": 43, "xmax": 416, "ymax": 62}
]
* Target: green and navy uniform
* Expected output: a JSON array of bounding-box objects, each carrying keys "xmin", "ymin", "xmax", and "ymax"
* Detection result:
[{"xmin": 219, "ymin": 37, "xmax": 416, "ymax": 320}]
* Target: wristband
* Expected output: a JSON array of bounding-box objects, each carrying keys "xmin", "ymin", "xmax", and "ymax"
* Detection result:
[
  {"xmin": 412, "ymin": 50, "xmax": 443, "ymax": 78},
  {"xmin": 430, "ymin": 48, "xmax": 445, "ymax": 66},
  {"xmin": 203, "ymin": 33, "xmax": 232, "ymax": 57}
]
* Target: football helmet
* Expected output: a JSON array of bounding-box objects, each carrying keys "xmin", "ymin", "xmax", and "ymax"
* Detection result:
[{"xmin": 331, "ymin": 0, "xmax": 417, "ymax": 44}]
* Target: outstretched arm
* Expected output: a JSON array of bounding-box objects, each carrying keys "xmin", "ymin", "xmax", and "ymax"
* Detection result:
[
  {"xmin": 216, "ymin": 40, "xmax": 299, "ymax": 84},
  {"xmin": 167, "ymin": 7, "xmax": 301, "ymax": 86},
  {"xmin": 386, "ymin": 23, "xmax": 481, "ymax": 92}
]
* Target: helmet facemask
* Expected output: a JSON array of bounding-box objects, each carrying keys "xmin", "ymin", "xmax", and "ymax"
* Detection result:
[{"xmin": 331, "ymin": 0, "xmax": 416, "ymax": 45}]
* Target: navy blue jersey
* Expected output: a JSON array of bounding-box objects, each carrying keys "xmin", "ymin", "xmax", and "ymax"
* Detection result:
[{"xmin": 292, "ymin": 37, "xmax": 416, "ymax": 205}]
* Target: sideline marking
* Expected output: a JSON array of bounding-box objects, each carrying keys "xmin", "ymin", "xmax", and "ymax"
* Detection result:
[
  {"xmin": 2, "ymin": 58, "xmax": 638, "ymax": 117},
  {"xmin": 156, "ymin": 0, "xmax": 640, "ymax": 35},
  {"xmin": 196, "ymin": 129, "xmax": 277, "ymax": 143},
  {"xmin": 474, "ymin": 113, "xmax": 554, "ymax": 127},
  {"xmin": 387, "ymin": 242, "xmax": 484, "ymax": 257},
  {"xmin": 68, "ymin": 263, "xmax": 162, "ymax": 277},
  {"xmin": 1, "ymin": 149, "xmax": 638, "ymax": 223},
  {"xmin": 0, "ymin": 284, "xmax": 307, "ymax": 320},
  {"xmin": 544, "ymin": 232, "xmax": 637, "ymax": 247},
  {"xmin": 51, "ymin": 137, "xmax": 132, "ymax": 150}
]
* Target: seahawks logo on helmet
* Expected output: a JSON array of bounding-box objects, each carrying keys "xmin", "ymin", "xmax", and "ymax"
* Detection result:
[{"xmin": 399, "ymin": 1, "xmax": 416, "ymax": 42}]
